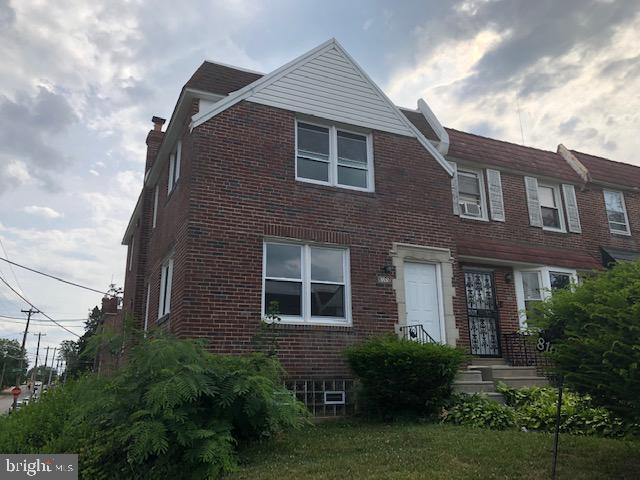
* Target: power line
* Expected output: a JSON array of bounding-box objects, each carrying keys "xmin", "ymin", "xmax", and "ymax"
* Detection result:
[
  {"xmin": 0, "ymin": 256, "xmax": 112, "ymax": 297},
  {"xmin": 0, "ymin": 314, "xmax": 88, "ymax": 322},
  {"xmin": 0, "ymin": 273, "xmax": 81, "ymax": 338},
  {"xmin": 0, "ymin": 236, "xmax": 28, "ymax": 299},
  {"xmin": 0, "ymin": 318, "xmax": 85, "ymax": 327}
]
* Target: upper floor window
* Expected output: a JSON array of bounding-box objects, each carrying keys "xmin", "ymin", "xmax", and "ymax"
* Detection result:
[
  {"xmin": 263, "ymin": 241, "xmax": 351, "ymax": 325},
  {"xmin": 152, "ymin": 184, "xmax": 159, "ymax": 229},
  {"xmin": 604, "ymin": 190, "xmax": 630, "ymax": 235},
  {"xmin": 168, "ymin": 141, "xmax": 181, "ymax": 194},
  {"xmin": 538, "ymin": 183, "xmax": 565, "ymax": 231},
  {"xmin": 457, "ymin": 168, "xmax": 487, "ymax": 220},
  {"xmin": 158, "ymin": 255, "xmax": 174, "ymax": 320},
  {"xmin": 296, "ymin": 120, "xmax": 373, "ymax": 192}
]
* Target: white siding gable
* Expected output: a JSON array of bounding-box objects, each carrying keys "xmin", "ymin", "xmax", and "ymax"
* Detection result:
[
  {"xmin": 190, "ymin": 38, "xmax": 454, "ymax": 177},
  {"xmin": 249, "ymin": 46, "xmax": 410, "ymax": 136}
]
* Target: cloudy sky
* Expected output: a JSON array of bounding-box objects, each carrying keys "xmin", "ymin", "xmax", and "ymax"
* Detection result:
[{"xmin": 1, "ymin": 0, "xmax": 639, "ymax": 366}]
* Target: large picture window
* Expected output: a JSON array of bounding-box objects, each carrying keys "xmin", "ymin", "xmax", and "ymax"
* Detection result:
[
  {"xmin": 263, "ymin": 241, "xmax": 351, "ymax": 325},
  {"xmin": 515, "ymin": 267, "xmax": 576, "ymax": 327},
  {"xmin": 296, "ymin": 120, "xmax": 373, "ymax": 191}
]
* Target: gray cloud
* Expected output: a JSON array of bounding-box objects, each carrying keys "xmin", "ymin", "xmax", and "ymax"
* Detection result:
[
  {"xmin": 0, "ymin": 0, "xmax": 15, "ymax": 28},
  {"xmin": 0, "ymin": 87, "xmax": 77, "ymax": 193},
  {"xmin": 443, "ymin": 0, "xmax": 640, "ymax": 98}
]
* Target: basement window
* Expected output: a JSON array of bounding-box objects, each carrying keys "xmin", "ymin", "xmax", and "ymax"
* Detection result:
[
  {"xmin": 263, "ymin": 241, "xmax": 351, "ymax": 325},
  {"xmin": 296, "ymin": 120, "xmax": 373, "ymax": 192}
]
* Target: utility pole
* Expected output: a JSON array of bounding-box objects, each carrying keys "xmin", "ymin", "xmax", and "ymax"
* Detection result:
[
  {"xmin": 40, "ymin": 346, "xmax": 50, "ymax": 386},
  {"xmin": 46, "ymin": 347, "xmax": 57, "ymax": 387},
  {"xmin": 30, "ymin": 332, "xmax": 45, "ymax": 399},
  {"xmin": 12, "ymin": 308, "xmax": 38, "ymax": 411}
]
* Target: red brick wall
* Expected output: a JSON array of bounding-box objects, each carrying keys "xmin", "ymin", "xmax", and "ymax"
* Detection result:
[{"xmin": 174, "ymin": 100, "xmax": 456, "ymax": 378}]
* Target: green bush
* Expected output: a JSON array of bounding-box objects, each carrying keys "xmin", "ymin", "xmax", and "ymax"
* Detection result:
[
  {"xmin": 0, "ymin": 335, "xmax": 308, "ymax": 479},
  {"xmin": 498, "ymin": 385, "xmax": 638, "ymax": 437},
  {"xmin": 442, "ymin": 394, "xmax": 516, "ymax": 429},
  {"xmin": 344, "ymin": 336, "xmax": 465, "ymax": 417},
  {"xmin": 531, "ymin": 260, "xmax": 640, "ymax": 423}
]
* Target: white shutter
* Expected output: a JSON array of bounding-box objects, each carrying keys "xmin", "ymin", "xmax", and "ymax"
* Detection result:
[
  {"xmin": 562, "ymin": 184, "xmax": 582, "ymax": 233},
  {"xmin": 524, "ymin": 176, "xmax": 543, "ymax": 227},
  {"xmin": 449, "ymin": 161, "xmax": 460, "ymax": 216},
  {"xmin": 486, "ymin": 169, "xmax": 505, "ymax": 222}
]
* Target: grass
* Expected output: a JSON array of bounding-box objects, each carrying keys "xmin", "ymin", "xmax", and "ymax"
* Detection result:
[{"xmin": 230, "ymin": 421, "xmax": 640, "ymax": 480}]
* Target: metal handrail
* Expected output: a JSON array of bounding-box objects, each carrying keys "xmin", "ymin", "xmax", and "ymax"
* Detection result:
[{"xmin": 399, "ymin": 324, "xmax": 437, "ymax": 344}]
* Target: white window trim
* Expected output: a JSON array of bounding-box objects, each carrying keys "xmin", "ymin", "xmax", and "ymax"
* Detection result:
[
  {"xmin": 168, "ymin": 141, "xmax": 182, "ymax": 194},
  {"xmin": 457, "ymin": 167, "xmax": 489, "ymax": 221},
  {"xmin": 603, "ymin": 189, "xmax": 631, "ymax": 236},
  {"xmin": 152, "ymin": 184, "xmax": 159, "ymax": 229},
  {"xmin": 262, "ymin": 240, "xmax": 352, "ymax": 326},
  {"xmin": 514, "ymin": 266, "xmax": 577, "ymax": 328},
  {"xmin": 294, "ymin": 118, "xmax": 375, "ymax": 193},
  {"xmin": 143, "ymin": 282, "xmax": 151, "ymax": 334},
  {"xmin": 538, "ymin": 182, "xmax": 566, "ymax": 233},
  {"xmin": 158, "ymin": 255, "xmax": 174, "ymax": 319}
]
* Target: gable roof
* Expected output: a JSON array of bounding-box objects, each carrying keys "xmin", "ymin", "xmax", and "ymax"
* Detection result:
[
  {"xmin": 399, "ymin": 108, "xmax": 439, "ymax": 142},
  {"xmin": 446, "ymin": 128, "xmax": 582, "ymax": 183},
  {"xmin": 190, "ymin": 38, "xmax": 454, "ymax": 176},
  {"xmin": 571, "ymin": 150, "xmax": 640, "ymax": 190}
]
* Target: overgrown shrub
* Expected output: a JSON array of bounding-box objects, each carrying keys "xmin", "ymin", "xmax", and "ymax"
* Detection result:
[
  {"xmin": 0, "ymin": 335, "xmax": 308, "ymax": 479},
  {"xmin": 531, "ymin": 260, "xmax": 640, "ymax": 423},
  {"xmin": 442, "ymin": 394, "xmax": 516, "ymax": 429},
  {"xmin": 498, "ymin": 385, "xmax": 638, "ymax": 437},
  {"xmin": 344, "ymin": 336, "xmax": 465, "ymax": 417}
]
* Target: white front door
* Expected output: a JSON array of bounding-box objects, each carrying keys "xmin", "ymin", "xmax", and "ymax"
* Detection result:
[{"xmin": 404, "ymin": 262, "xmax": 443, "ymax": 343}]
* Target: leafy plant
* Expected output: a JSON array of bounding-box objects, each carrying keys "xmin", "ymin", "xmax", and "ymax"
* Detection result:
[
  {"xmin": 441, "ymin": 394, "xmax": 515, "ymax": 430},
  {"xmin": 0, "ymin": 334, "xmax": 309, "ymax": 479},
  {"xmin": 530, "ymin": 260, "xmax": 640, "ymax": 423},
  {"xmin": 344, "ymin": 335, "xmax": 465, "ymax": 417},
  {"xmin": 497, "ymin": 385, "xmax": 638, "ymax": 437}
]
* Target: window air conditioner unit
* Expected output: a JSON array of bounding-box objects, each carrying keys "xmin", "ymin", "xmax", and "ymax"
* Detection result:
[{"xmin": 461, "ymin": 201, "xmax": 482, "ymax": 217}]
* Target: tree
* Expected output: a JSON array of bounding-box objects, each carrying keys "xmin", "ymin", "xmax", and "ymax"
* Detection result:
[
  {"xmin": 59, "ymin": 306, "xmax": 103, "ymax": 378},
  {"xmin": 26, "ymin": 365, "xmax": 57, "ymax": 383},
  {"xmin": 534, "ymin": 260, "xmax": 640, "ymax": 423},
  {"xmin": 0, "ymin": 338, "xmax": 28, "ymax": 388}
]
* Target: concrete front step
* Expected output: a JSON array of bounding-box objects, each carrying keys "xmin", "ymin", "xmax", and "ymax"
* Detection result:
[
  {"xmin": 469, "ymin": 365, "xmax": 539, "ymax": 380},
  {"xmin": 453, "ymin": 380, "xmax": 496, "ymax": 394},
  {"xmin": 455, "ymin": 370, "xmax": 483, "ymax": 382},
  {"xmin": 496, "ymin": 376, "xmax": 548, "ymax": 388},
  {"xmin": 470, "ymin": 357, "xmax": 507, "ymax": 366}
]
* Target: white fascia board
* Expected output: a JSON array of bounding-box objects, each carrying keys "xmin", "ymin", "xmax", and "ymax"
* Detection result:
[
  {"xmin": 122, "ymin": 192, "xmax": 142, "ymax": 245},
  {"xmin": 191, "ymin": 38, "xmax": 454, "ymax": 177},
  {"xmin": 417, "ymin": 98, "xmax": 449, "ymax": 155}
]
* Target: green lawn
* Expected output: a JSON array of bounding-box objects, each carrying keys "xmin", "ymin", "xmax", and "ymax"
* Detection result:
[{"xmin": 230, "ymin": 421, "xmax": 640, "ymax": 479}]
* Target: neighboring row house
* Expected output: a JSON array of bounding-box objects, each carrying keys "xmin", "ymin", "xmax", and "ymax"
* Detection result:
[{"xmin": 118, "ymin": 39, "xmax": 640, "ymax": 413}]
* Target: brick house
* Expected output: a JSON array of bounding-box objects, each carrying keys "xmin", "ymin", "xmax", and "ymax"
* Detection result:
[{"xmin": 118, "ymin": 39, "xmax": 640, "ymax": 412}]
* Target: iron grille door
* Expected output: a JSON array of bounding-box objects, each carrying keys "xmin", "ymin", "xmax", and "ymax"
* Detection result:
[{"xmin": 464, "ymin": 270, "xmax": 501, "ymax": 357}]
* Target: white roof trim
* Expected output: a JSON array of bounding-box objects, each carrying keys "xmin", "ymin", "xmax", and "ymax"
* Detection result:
[
  {"xmin": 191, "ymin": 38, "xmax": 454, "ymax": 177},
  {"xmin": 417, "ymin": 98, "xmax": 449, "ymax": 155}
]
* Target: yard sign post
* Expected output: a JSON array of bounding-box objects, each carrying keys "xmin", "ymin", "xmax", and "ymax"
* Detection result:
[{"xmin": 551, "ymin": 375, "xmax": 564, "ymax": 480}]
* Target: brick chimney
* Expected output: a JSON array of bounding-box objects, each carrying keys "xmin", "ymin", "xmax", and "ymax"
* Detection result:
[
  {"xmin": 145, "ymin": 116, "xmax": 166, "ymax": 173},
  {"xmin": 101, "ymin": 295, "xmax": 119, "ymax": 314}
]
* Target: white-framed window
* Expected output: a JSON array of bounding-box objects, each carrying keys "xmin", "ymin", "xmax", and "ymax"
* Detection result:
[
  {"xmin": 295, "ymin": 119, "xmax": 374, "ymax": 192},
  {"xmin": 128, "ymin": 235, "xmax": 135, "ymax": 271},
  {"xmin": 457, "ymin": 168, "xmax": 488, "ymax": 220},
  {"xmin": 168, "ymin": 141, "xmax": 181, "ymax": 194},
  {"xmin": 144, "ymin": 283, "xmax": 151, "ymax": 333},
  {"xmin": 514, "ymin": 266, "xmax": 577, "ymax": 327},
  {"xmin": 538, "ymin": 183, "xmax": 565, "ymax": 232},
  {"xmin": 158, "ymin": 255, "xmax": 174, "ymax": 319},
  {"xmin": 262, "ymin": 241, "xmax": 351, "ymax": 325},
  {"xmin": 152, "ymin": 184, "xmax": 159, "ymax": 229},
  {"xmin": 603, "ymin": 190, "xmax": 630, "ymax": 235}
]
